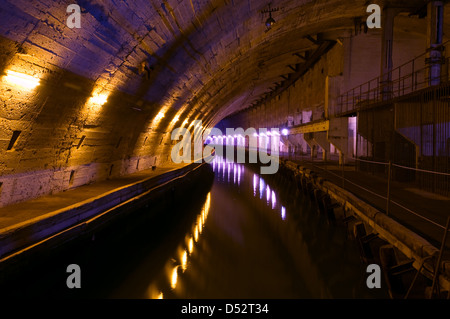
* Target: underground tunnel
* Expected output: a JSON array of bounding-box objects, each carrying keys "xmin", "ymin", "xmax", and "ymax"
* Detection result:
[{"xmin": 0, "ymin": 0, "xmax": 450, "ymax": 304}]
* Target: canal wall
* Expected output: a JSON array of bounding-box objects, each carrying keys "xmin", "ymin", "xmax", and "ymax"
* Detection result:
[
  {"xmin": 279, "ymin": 159, "xmax": 450, "ymax": 298},
  {"xmin": 0, "ymin": 163, "xmax": 213, "ymax": 283}
]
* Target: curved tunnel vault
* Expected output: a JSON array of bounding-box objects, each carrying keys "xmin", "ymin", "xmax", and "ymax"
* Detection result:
[{"xmin": 0, "ymin": 0, "xmax": 437, "ymax": 206}]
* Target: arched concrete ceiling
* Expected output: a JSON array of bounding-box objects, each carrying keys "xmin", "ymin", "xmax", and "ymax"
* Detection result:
[{"xmin": 0, "ymin": 0, "xmax": 426, "ymax": 130}]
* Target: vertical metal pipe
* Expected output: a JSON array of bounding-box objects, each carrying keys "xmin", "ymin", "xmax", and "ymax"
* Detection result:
[
  {"xmin": 386, "ymin": 160, "xmax": 392, "ymax": 216},
  {"xmin": 430, "ymin": 216, "xmax": 450, "ymax": 298},
  {"xmin": 427, "ymin": 1, "xmax": 444, "ymax": 86},
  {"xmin": 381, "ymin": 7, "xmax": 396, "ymax": 101}
]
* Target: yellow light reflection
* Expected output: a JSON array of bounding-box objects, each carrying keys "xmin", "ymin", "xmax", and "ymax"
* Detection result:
[
  {"xmin": 155, "ymin": 111, "xmax": 165, "ymax": 122},
  {"xmin": 181, "ymin": 250, "xmax": 188, "ymax": 271},
  {"xmin": 3, "ymin": 70, "xmax": 40, "ymax": 89},
  {"xmin": 171, "ymin": 265, "xmax": 179, "ymax": 289},
  {"xmin": 188, "ymin": 237, "xmax": 194, "ymax": 254},
  {"xmin": 171, "ymin": 114, "xmax": 180, "ymax": 124},
  {"xmin": 194, "ymin": 224, "xmax": 199, "ymax": 242},
  {"xmin": 157, "ymin": 292, "xmax": 164, "ymax": 299}
]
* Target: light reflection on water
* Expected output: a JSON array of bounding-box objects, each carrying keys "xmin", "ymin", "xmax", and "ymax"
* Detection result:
[{"xmin": 148, "ymin": 158, "xmax": 387, "ymax": 299}]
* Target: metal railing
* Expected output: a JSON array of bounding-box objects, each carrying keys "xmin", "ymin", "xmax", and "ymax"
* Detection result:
[
  {"xmin": 333, "ymin": 41, "xmax": 450, "ymax": 117},
  {"xmin": 284, "ymin": 154, "xmax": 450, "ymax": 244}
]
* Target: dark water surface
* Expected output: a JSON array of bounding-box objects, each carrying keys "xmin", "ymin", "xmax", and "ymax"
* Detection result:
[
  {"xmin": 1, "ymin": 159, "xmax": 388, "ymax": 299},
  {"xmin": 112, "ymin": 159, "xmax": 387, "ymax": 299}
]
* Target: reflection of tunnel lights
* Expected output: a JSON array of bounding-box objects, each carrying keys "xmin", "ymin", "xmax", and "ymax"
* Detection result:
[
  {"xmin": 272, "ymin": 191, "xmax": 276, "ymax": 209},
  {"xmin": 172, "ymin": 115, "xmax": 180, "ymax": 123},
  {"xmin": 171, "ymin": 266, "xmax": 178, "ymax": 289},
  {"xmin": 194, "ymin": 225, "xmax": 199, "ymax": 242},
  {"xmin": 181, "ymin": 250, "xmax": 188, "ymax": 271},
  {"xmin": 3, "ymin": 70, "xmax": 40, "ymax": 89},
  {"xmin": 281, "ymin": 206, "xmax": 286, "ymax": 220},
  {"xmin": 188, "ymin": 237, "xmax": 194, "ymax": 253},
  {"xmin": 259, "ymin": 177, "xmax": 265, "ymax": 199},
  {"xmin": 155, "ymin": 112, "xmax": 165, "ymax": 121}
]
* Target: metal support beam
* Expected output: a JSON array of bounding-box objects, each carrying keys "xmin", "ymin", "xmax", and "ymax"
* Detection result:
[
  {"xmin": 427, "ymin": 1, "xmax": 445, "ymax": 86},
  {"xmin": 380, "ymin": 7, "xmax": 397, "ymax": 101}
]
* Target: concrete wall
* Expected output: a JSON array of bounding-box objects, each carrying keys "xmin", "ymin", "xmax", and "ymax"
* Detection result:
[{"xmin": 0, "ymin": 34, "xmax": 172, "ymax": 207}]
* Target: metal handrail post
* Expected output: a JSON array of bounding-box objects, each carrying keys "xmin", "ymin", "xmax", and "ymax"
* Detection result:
[
  {"xmin": 386, "ymin": 161, "xmax": 392, "ymax": 216},
  {"xmin": 430, "ymin": 216, "xmax": 450, "ymax": 299}
]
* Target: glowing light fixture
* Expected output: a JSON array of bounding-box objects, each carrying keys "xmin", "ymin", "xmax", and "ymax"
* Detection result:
[
  {"xmin": 261, "ymin": 4, "xmax": 280, "ymax": 29},
  {"xmin": 172, "ymin": 115, "xmax": 180, "ymax": 123},
  {"xmin": 3, "ymin": 70, "xmax": 40, "ymax": 89},
  {"xmin": 282, "ymin": 128, "xmax": 289, "ymax": 136},
  {"xmin": 89, "ymin": 93, "xmax": 108, "ymax": 106},
  {"xmin": 155, "ymin": 111, "xmax": 165, "ymax": 121}
]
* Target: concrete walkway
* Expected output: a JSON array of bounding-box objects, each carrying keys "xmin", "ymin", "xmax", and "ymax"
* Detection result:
[
  {"xmin": 0, "ymin": 164, "xmax": 188, "ymax": 231},
  {"xmin": 286, "ymin": 157, "xmax": 450, "ymax": 250}
]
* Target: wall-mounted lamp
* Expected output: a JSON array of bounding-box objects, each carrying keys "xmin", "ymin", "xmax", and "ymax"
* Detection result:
[
  {"xmin": 261, "ymin": 3, "xmax": 280, "ymax": 30},
  {"xmin": 3, "ymin": 70, "xmax": 40, "ymax": 90},
  {"xmin": 89, "ymin": 93, "xmax": 108, "ymax": 106}
]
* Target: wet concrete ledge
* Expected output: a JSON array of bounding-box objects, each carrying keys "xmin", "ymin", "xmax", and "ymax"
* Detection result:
[
  {"xmin": 281, "ymin": 160, "xmax": 450, "ymax": 293},
  {"xmin": 0, "ymin": 163, "xmax": 210, "ymax": 280}
]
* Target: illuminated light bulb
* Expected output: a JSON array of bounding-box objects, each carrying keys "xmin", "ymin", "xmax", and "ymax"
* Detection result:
[
  {"xmin": 157, "ymin": 292, "xmax": 163, "ymax": 299},
  {"xmin": 89, "ymin": 93, "xmax": 108, "ymax": 106},
  {"xmin": 282, "ymin": 129, "xmax": 289, "ymax": 136},
  {"xmin": 3, "ymin": 70, "xmax": 40, "ymax": 89}
]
